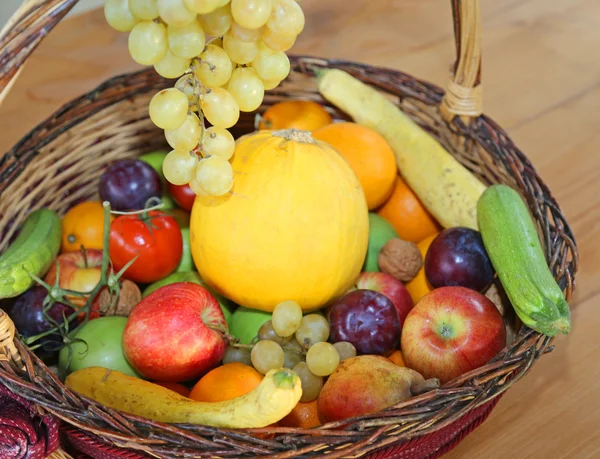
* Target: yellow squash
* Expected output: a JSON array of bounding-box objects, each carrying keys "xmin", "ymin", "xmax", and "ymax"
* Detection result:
[
  {"xmin": 65, "ymin": 367, "xmax": 302, "ymax": 428},
  {"xmin": 190, "ymin": 129, "xmax": 369, "ymax": 312},
  {"xmin": 317, "ymin": 68, "xmax": 487, "ymax": 230}
]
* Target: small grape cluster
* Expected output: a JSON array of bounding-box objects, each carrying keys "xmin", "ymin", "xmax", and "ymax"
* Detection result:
[
  {"xmin": 223, "ymin": 301, "xmax": 357, "ymax": 402},
  {"xmin": 104, "ymin": 0, "xmax": 304, "ymax": 197}
]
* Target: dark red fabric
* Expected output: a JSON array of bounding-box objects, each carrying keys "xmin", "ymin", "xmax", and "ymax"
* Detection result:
[
  {"xmin": 62, "ymin": 396, "xmax": 501, "ymax": 459},
  {"xmin": 0, "ymin": 384, "xmax": 60, "ymax": 459}
]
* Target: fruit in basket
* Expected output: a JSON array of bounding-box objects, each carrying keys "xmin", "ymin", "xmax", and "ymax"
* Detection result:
[
  {"xmin": 61, "ymin": 201, "xmax": 111, "ymax": 253},
  {"xmin": 377, "ymin": 177, "xmax": 441, "ymax": 243},
  {"xmin": 332, "ymin": 341, "xmax": 357, "ymax": 362},
  {"xmin": 317, "ymin": 355, "xmax": 438, "ymax": 422},
  {"xmin": 0, "ymin": 208, "xmax": 62, "ymax": 299},
  {"xmin": 104, "ymin": 0, "xmax": 140, "ymax": 32},
  {"xmin": 251, "ymin": 340, "xmax": 285, "ymax": 374},
  {"xmin": 139, "ymin": 151, "xmax": 169, "ymax": 180},
  {"xmin": 295, "ymin": 313, "xmax": 330, "ymax": 349},
  {"xmin": 66, "ymin": 366, "xmax": 302, "ymax": 427},
  {"xmin": 8, "ymin": 286, "xmax": 77, "ymax": 357},
  {"xmin": 363, "ymin": 213, "xmax": 398, "ymax": 272},
  {"xmin": 388, "ymin": 350, "xmax": 405, "ymax": 366},
  {"xmin": 44, "ymin": 249, "xmax": 104, "ymax": 307},
  {"xmin": 58, "ymin": 316, "xmax": 141, "ymax": 378},
  {"xmin": 292, "ymin": 362, "xmax": 323, "ymax": 403},
  {"xmin": 424, "ymin": 227, "xmax": 494, "ymax": 292},
  {"xmin": 406, "ymin": 233, "xmax": 438, "ymax": 304},
  {"xmin": 168, "ymin": 182, "xmax": 196, "ymax": 212},
  {"xmin": 258, "ymin": 101, "xmax": 332, "ymax": 132},
  {"xmin": 109, "ymin": 210, "xmax": 182, "ymax": 284},
  {"xmin": 229, "ymin": 306, "xmax": 272, "ymax": 344},
  {"xmin": 223, "ymin": 345, "xmax": 253, "ymax": 366},
  {"xmin": 123, "ymin": 283, "xmax": 228, "ymax": 382},
  {"xmin": 401, "ymin": 286, "xmax": 506, "ymax": 383},
  {"xmin": 190, "ymin": 129, "xmax": 369, "ymax": 312},
  {"xmin": 306, "ymin": 342, "xmax": 339, "ymax": 377},
  {"xmin": 313, "ymin": 122, "xmax": 397, "ymax": 210},
  {"xmin": 176, "ymin": 227, "xmax": 194, "ymax": 272},
  {"xmin": 477, "ymin": 184, "xmax": 571, "ymax": 336},
  {"xmin": 317, "ymin": 68, "xmax": 487, "ymax": 229},
  {"xmin": 280, "ymin": 400, "xmax": 321, "ymax": 428},
  {"xmin": 189, "ymin": 362, "xmax": 263, "ymax": 402},
  {"xmin": 329, "ymin": 290, "xmax": 400, "ymax": 356},
  {"xmin": 99, "ymin": 159, "xmax": 163, "ymax": 211},
  {"xmin": 154, "ymin": 382, "xmax": 191, "ymax": 397},
  {"xmin": 353, "ymin": 271, "xmax": 414, "ymax": 327}
]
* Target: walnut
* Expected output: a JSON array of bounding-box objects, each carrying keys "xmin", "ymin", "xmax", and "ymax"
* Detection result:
[
  {"xmin": 97, "ymin": 280, "xmax": 142, "ymax": 317},
  {"xmin": 378, "ymin": 238, "xmax": 422, "ymax": 283}
]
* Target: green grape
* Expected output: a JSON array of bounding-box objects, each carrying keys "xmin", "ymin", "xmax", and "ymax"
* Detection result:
[
  {"xmin": 295, "ymin": 314, "xmax": 330, "ymax": 349},
  {"xmin": 198, "ymin": 5, "xmax": 232, "ymax": 36},
  {"xmin": 201, "ymin": 87, "xmax": 240, "ymax": 128},
  {"xmin": 292, "ymin": 362, "xmax": 323, "ymax": 402},
  {"xmin": 223, "ymin": 32, "xmax": 259, "ymax": 64},
  {"xmin": 183, "ymin": 0, "xmax": 220, "ymax": 13},
  {"xmin": 202, "ymin": 127, "xmax": 235, "ymax": 160},
  {"xmin": 165, "ymin": 113, "xmax": 202, "ymax": 152},
  {"xmin": 262, "ymin": 78, "xmax": 281, "ymax": 90},
  {"xmin": 149, "ymin": 88, "xmax": 189, "ymax": 129},
  {"xmin": 154, "ymin": 49, "xmax": 191, "ymax": 78},
  {"xmin": 267, "ymin": 0, "xmax": 304, "ymax": 36},
  {"xmin": 217, "ymin": 0, "xmax": 231, "ymax": 5},
  {"xmin": 283, "ymin": 348, "xmax": 303, "ymax": 369},
  {"xmin": 194, "ymin": 155, "xmax": 234, "ymax": 196},
  {"xmin": 251, "ymin": 340, "xmax": 284, "ymax": 374},
  {"xmin": 271, "ymin": 300, "xmax": 302, "ymax": 338},
  {"xmin": 188, "ymin": 178, "xmax": 209, "ymax": 196},
  {"xmin": 223, "ymin": 345, "xmax": 253, "ymax": 366},
  {"xmin": 333, "ymin": 341, "xmax": 357, "ymax": 362},
  {"xmin": 158, "ymin": 0, "xmax": 197, "ymax": 26},
  {"xmin": 252, "ymin": 44, "xmax": 290, "ymax": 81},
  {"xmin": 226, "ymin": 67, "xmax": 264, "ymax": 112},
  {"xmin": 105, "ymin": 0, "xmax": 140, "ymax": 32},
  {"xmin": 306, "ymin": 342, "xmax": 339, "ymax": 377},
  {"xmin": 261, "ymin": 27, "xmax": 296, "ymax": 52},
  {"xmin": 230, "ymin": 21, "xmax": 263, "ymax": 42},
  {"xmin": 194, "ymin": 44, "xmax": 233, "ymax": 87},
  {"xmin": 175, "ymin": 74, "xmax": 199, "ymax": 109},
  {"xmin": 257, "ymin": 321, "xmax": 290, "ymax": 345},
  {"xmin": 128, "ymin": 0, "xmax": 159, "ymax": 20},
  {"xmin": 128, "ymin": 21, "xmax": 168, "ymax": 65},
  {"xmin": 162, "ymin": 149, "xmax": 198, "ymax": 185},
  {"xmin": 231, "ymin": 0, "xmax": 271, "ymax": 30},
  {"xmin": 168, "ymin": 21, "xmax": 206, "ymax": 58}
]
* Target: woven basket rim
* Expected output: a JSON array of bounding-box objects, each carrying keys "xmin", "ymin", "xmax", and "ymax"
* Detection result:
[{"xmin": 0, "ymin": 55, "xmax": 579, "ymax": 458}]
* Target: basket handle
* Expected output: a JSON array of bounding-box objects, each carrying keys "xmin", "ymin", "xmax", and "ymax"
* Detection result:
[
  {"xmin": 441, "ymin": 0, "xmax": 483, "ymax": 122},
  {"xmin": 0, "ymin": 0, "xmax": 79, "ymax": 107}
]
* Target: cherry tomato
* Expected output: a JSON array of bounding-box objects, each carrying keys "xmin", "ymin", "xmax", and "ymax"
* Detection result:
[
  {"xmin": 109, "ymin": 211, "xmax": 183, "ymax": 283},
  {"xmin": 168, "ymin": 182, "xmax": 196, "ymax": 212}
]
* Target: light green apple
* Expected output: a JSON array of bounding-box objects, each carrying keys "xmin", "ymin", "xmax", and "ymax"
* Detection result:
[
  {"xmin": 363, "ymin": 213, "xmax": 399, "ymax": 272},
  {"xmin": 142, "ymin": 271, "xmax": 236, "ymax": 327},
  {"xmin": 229, "ymin": 307, "xmax": 272, "ymax": 344},
  {"xmin": 139, "ymin": 150, "xmax": 169, "ymax": 181},
  {"xmin": 176, "ymin": 227, "xmax": 194, "ymax": 272}
]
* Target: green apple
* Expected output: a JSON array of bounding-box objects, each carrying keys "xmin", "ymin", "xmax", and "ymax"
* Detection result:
[
  {"xmin": 142, "ymin": 271, "xmax": 236, "ymax": 327},
  {"xmin": 164, "ymin": 208, "xmax": 190, "ymax": 229},
  {"xmin": 176, "ymin": 227, "xmax": 194, "ymax": 272},
  {"xmin": 139, "ymin": 151, "xmax": 169, "ymax": 181},
  {"xmin": 229, "ymin": 307, "xmax": 272, "ymax": 344},
  {"xmin": 363, "ymin": 213, "xmax": 399, "ymax": 272},
  {"xmin": 58, "ymin": 316, "xmax": 142, "ymax": 378}
]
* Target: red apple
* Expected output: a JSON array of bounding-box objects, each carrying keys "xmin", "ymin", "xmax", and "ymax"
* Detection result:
[
  {"xmin": 123, "ymin": 282, "xmax": 227, "ymax": 382},
  {"xmin": 401, "ymin": 286, "xmax": 506, "ymax": 383},
  {"xmin": 354, "ymin": 272, "xmax": 414, "ymax": 327},
  {"xmin": 44, "ymin": 249, "xmax": 103, "ymax": 307}
]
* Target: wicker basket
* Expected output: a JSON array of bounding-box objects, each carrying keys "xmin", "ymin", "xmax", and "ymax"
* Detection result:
[{"xmin": 0, "ymin": 0, "xmax": 578, "ymax": 458}]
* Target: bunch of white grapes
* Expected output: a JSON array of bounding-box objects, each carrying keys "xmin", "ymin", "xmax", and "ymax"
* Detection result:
[{"xmin": 104, "ymin": 0, "xmax": 304, "ymax": 196}]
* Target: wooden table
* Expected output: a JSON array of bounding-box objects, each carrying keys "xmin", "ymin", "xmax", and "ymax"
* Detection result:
[{"xmin": 1, "ymin": 1, "xmax": 598, "ymax": 457}]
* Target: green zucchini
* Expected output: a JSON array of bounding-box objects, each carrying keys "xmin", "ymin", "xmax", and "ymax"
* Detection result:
[
  {"xmin": 477, "ymin": 185, "xmax": 570, "ymax": 336},
  {"xmin": 0, "ymin": 208, "xmax": 62, "ymax": 299}
]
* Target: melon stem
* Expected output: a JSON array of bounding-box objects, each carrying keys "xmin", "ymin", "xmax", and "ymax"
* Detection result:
[{"xmin": 272, "ymin": 128, "xmax": 316, "ymax": 144}]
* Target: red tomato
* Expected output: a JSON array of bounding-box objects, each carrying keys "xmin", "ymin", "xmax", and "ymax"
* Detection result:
[
  {"xmin": 109, "ymin": 211, "xmax": 183, "ymax": 283},
  {"xmin": 168, "ymin": 182, "xmax": 196, "ymax": 212}
]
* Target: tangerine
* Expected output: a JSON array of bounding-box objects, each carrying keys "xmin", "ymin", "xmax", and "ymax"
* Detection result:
[
  {"xmin": 61, "ymin": 201, "xmax": 112, "ymax": 253},
  {"xmin": 376, "ymin": 177, "xmax": 441, "ymax": 243},
  {"xmin": 189, "ymin": 362, "xmax": 263, "ymax": 402},
  {"xmin": 259, "ymin": 100, "xmax": 332, "ymax": 132},
  {"xmin": 388, "ymin": 350, "xmax": 405, "ymax": 367},
  {"xmin": 405, "ymin": 233, "xmax": 439, "ymax": 304},
  {"xmin": 279, "ymin": 400, "xmax": 321, "ymax": 428}
]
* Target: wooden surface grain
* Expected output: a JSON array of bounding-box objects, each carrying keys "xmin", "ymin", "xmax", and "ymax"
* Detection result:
[{"xmin": 1, "ymin": 1, "xmax": 598, "ymax": 457}]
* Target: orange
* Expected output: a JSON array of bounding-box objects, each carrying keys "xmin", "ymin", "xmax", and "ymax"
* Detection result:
[
  {"xmin": 376, "ymin": 177, "xmax": 441, "ymax": 243},
  {"xmin": 259, "ymin": 100, "xmax": 332, "ymax": 132},
  {"xmin": 280, "ymin": 400, "xmax": 321, "ymax": 429},
  {"xmin": 406, "ymin": 233, "xmax": 439, "ymax": 304},
  {"xmin": 189, "ymin": 363, "xmax": 263, "ymax": 402},
  {"xmin": 61, "ymin": 201, "xmax": 113, "ymax": 253},
  {"xmin": 388, "ymin": 350, "xmax": 405, "ymax": 367},
  {"xmin": 313, "ymin": 122, "xmax": 397, "ymax": 210},
  {"xmin": 154, "ymin": 381, "xmax": 191, "ymax": 397}
]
